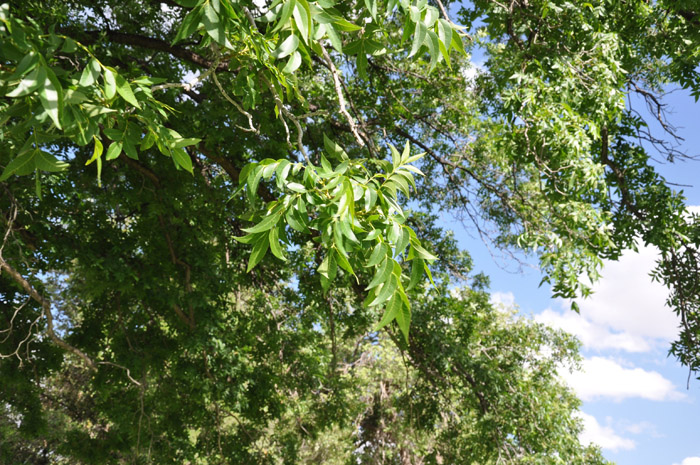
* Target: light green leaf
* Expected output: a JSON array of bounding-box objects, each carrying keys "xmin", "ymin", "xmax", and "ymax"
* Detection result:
[
  {"xmin": 6, "ymin": 66, "xmax": 44, "ymax": 97},
  {"xmin": 8, "ymin": 52, "xmax": 39, "ymax": 81},
  {"xmin": 103, "ymin": 68, "xmax": 117, "ymax": 99},
  {"xmin": 374, "ymin": 293, "xmax": 401, "ymax": 331},
  {"xmin": 271, "ymin": 0, "xmax": 294, "ymax": 34},
  {"xmin": 202, "ymin": 2, "xmax": 228, "ymax": 45},
  {"xmin": 286, "ymin": 182, "xmax": 306, "ymax": 193},
  {"xmin": 85, "ymin": 137, "xmax": 103, "ymax": 165},
  {"xmin": 34, "ymin": 150, "xmax": 68, "ymax": 172},
  {"xmin": 171, "ymin": 138, "xmax": 201, "ymax": 149},
  {"xmin": 293, "ymin": 0, "xmax": 311, "ymax": 42},
  {"xmin": 332, "ymin": 17, "xmax": 361, "ymax": 32},
  {"xmin": 114, "ymin": 74, "xmax": 141, "ymax": 108},
  {"xmin": 268, "ymin": 226, "xmax": 287, "ymax": 261},
  {"xmin": 369, "ymin": 273, "xmax": 398, "ymax": 307},
  {"xmin": 247, "ymin": 233, "xmax": 270, "ymax": 272},
  {"xmin": 410, "ymin": 22, "xmax": 427, "ymax": 57},
  {"xmin": 282, "ymin": 51, "xmax": 302, "ymax": 73},
  {"xmin": 367, "ymin": 242, "xmax": 387, "ymax": 267},
  {"xmin": 366, "ymin": 257, "xmax": 391, "ymax": 290},
  {"xmin": 39, "ymin": 66, "xmax": 62, "ymax": 129},
  {"xmin": 364, "ymin": 0, "xmax": 378, "ymax": 20},
  {"xmin": 172, "ymin": 148, "xmax": 193, "ymax": 173},
  {"xmin": 394, "ymin": 296, "xmax": 411, "ymax": 342},
  {"xmin": 272, "ymin": 34, "xmax": 300, "ymax": 59},
  {"xmin": 285, "ymin": 208, "xmax": 307, "ymax": 232},
  {"xmin": 395, "ymin": 227, "xmax": 410, "ymax": 256},
  {"xmin": 325, "ymin": 24, "xmax": 343, "ymax": 52},
  {"xmin": 426, "ymin": 29, "xmax": 440, "ymax": 71},
  {"xmin": 409, "ymin": 241, "xmax": 437, "ymax": 261},
  {"xmin": 242, "ymin": 210, "xmax": 283, "ymax": 234},
  {"xmin": 406, "ymin": 258, "xmax": 424, "ymax": 290},
  {"xmin": 105, "ymin": 141, "xmax": 123, "ymax": 160},
  {"xmin": 79, "ymin": 58, "xmax": 101, "ymax": 87}
]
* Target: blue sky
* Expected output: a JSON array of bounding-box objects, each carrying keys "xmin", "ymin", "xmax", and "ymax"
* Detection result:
[{"xmin": 444, "ymin": 85, "xmax": 700, "ymax": 465}]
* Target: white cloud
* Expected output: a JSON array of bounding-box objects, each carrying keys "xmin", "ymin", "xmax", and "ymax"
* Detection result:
[
  {"xmin": 576, "ymin": 412, "xmax": 635, "ymax": 452},
  {"xmin": 673, "ymin": 458, "xmax": 700, "ymax": 465},
  {"xmin": 562, "ymin": 357, "xmax": 685, "ymax": 402},
  {"xmin": 575, "ymin": 245, "xmax": 679, "ymax": 342},
  {"xmin": 536, "ymin": 308, "xmax": 651, "ymax": 352},
  {"xmin": 535, "ymin": 244, "xmax": 680, "ymax": 352},
  {"xmin": 619, "ymin": 419, "xmax": 662, "ymax": 437},
  {"xmin": 490, "ymin": 291, "xmax": 515, "ymax": 308}
]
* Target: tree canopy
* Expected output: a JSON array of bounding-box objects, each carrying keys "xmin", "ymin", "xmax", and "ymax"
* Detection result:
[{"xmin": 1, "ymin": 0, "xmax": 699, "ymax": 463}]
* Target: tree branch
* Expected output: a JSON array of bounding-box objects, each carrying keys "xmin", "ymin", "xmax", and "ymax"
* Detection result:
[{"xmin": 0, "ymin": 257, "xmax": 96, "ymax": 370}]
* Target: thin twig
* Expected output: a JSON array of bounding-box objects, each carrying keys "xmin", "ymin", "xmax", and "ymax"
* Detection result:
[
  {"xmin": 260, "ymin": 74, "xmax": 310, "ymax": 163},
  {"xmin": 320, "ymin": 43, "xmax": 366, "ymax": 148}
]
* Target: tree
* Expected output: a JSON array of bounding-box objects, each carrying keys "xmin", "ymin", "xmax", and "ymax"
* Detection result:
[{"xmin": 0, "ymin": 0, "xmax": 698, "ymax": 462}]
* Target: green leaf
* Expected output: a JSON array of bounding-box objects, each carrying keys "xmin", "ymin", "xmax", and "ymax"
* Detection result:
[
  {"xmin": 202, "ymin": 2, "xmax": 228, "ymax": 46},
  {"xmin": 171, "ymin": 138, "xmax": 201, "ymax": 149},
  {"xmin": 374, "ymin": 293, "xmax": 401, "ymax": 331},
  {"xmin": 325, "ymin": 24, "xmax": 343, "ymax": 52},
  {"xmin": 242, "ymin": 210, "xmax": 283, "ymax": 234},
  {"xmin": 172, "ymin": 148, "xmax": 193, "ymax": 173},
  {"xmin": 103, "ymin": 68, "xmax": 117, "ymax": 99},
  {"xmin": 105, "ymin": 141, "xmax": 123, "ymax": 160},
  {"xmin": 409, "ymin": 241, "xmax": 437, "ymax": 261},
  {"xmin": 173, "ymin": 7, "xmax": 202, "ymax": 44},
  {"xmin": 247, "ymin": 233, "xmax": 270, "ymax": 272},
  {"xmin": 85, "ymin": 136, "xmax": 103, "ymax": 165},
  {"xmin": 272, "ymin": 34, "xmax": 300, "ymax": 59},
  {"xmin": 332, "ymin": 17, "xmax": 362, "ymax": 32},
  {"xmin": 437, "ymin": 19, "xmax": 452, "ymax": 54},
  {"xmin": 233, "ymin": 233, "xmax": 259, "ymax": 244},
  {"xmin": 338, "ymin": 215, "xmax": 358, "ymax": 242},
  {"xmin": 39, "ymin": 66, "xmax": 63, "ymax": 129},
  {"xmin": 271, "ymin": 0, "xmax": 294, "ymax": 34},
  {"xmin": 79, "ymin": 58, "xmax": 100, "ymax": 87},
  {"xmin": 406, "ymin": 258, "xmax": 424, "ymax": 290},
  {"xmin": 410, "ymin": 22, "xmax": 427, "ymax": 57},
  {"xmin": 282, "ymin": 51, "xmax": 302, "ymax": 73},
  {"xmin": 275, "ymin": 159, "xmax": 292, "ymax": 187},
  {"xmin": 285, "ymin": 208, "xmax": 307, "ymax": 232},
  {"xmin": 123, "ymin": 139, "xmax": 138, "ymax": 160},
  {"xmin": 323, "ymin": 134, "xmax": 349, "ymax": 160},
  {"xmin": 8, "ymin": 52, "xmax": 39, "ymax": 81},
  {"xmin": 34, "ymin": 150, "xmax": 69, "ymax": 172},
  {"xmin": 369, "ymin": 273, "xmax": 398, "ymax": 307},
  {"xmin": 293, "ymin": 0, "xmax": 311, "ymax": 42},
  {"xmin": 364, "ymin": 0, "xmax": 378, "ymax": 20},
  {"xmin": 286, "ymin": 182, "xmax": 306, "ymax": 193},
  {"xmin": 0, "ymin": 151, "xmax": 35, "ymax": 181},
  {"xmin": 366, "ymin": 257, "xmax": 391, "ymax": 290},
  {"xmin": 334, "ymin": 246, "xmax": 355, "ymax": 275},
  {"xmin": 6, "ymin": 66, "xmax": 44, "ymax": 97},
  {"xmin": 367, "ymin": 242, "xmax": 388, "ymax": 267},
  {"xmin": 268, "ymin": 226, "xmax": 287, "ymax": 261},
  {"xmin": 394, "ymin": 295, "xmax": 411, "ymax": 342},
  {"xmin": 318, "ymin": 252, "xmax": 338, "ymax": 281},
  {"xmin": 426, "ymin": 29, "xmax": 440, "ymax": 71},
  {"xmin": 395, "ymin": 227, "xmax": 410, "ymax": 256},
  {"xmin": 114, "ymin": 74, "xmax": 140, "ymax": 108},
  {"xmin": 451, "ymin": 29, "xmax": 466, "ymax": 56}
]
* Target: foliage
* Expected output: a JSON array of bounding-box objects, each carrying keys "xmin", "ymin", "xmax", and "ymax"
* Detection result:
[{"xmin": 0, "ymin": 0, "xmax": 699, "ymax": 462}]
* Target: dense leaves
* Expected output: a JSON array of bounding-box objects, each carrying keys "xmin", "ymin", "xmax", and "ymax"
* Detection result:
[{"xmin": 0, "ymin": 0, "xmax": 699, "ymax": 463}]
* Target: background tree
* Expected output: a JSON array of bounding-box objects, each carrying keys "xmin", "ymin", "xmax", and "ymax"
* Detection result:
[{"xmin": 0, "ymin": 0, "xmax": 698, "ymax": 463}]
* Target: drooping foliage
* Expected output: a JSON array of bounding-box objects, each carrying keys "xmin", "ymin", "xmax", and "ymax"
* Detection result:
[{"xmin": 0, "ymin": 0, "xmax": 699, "ymax": 462}]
